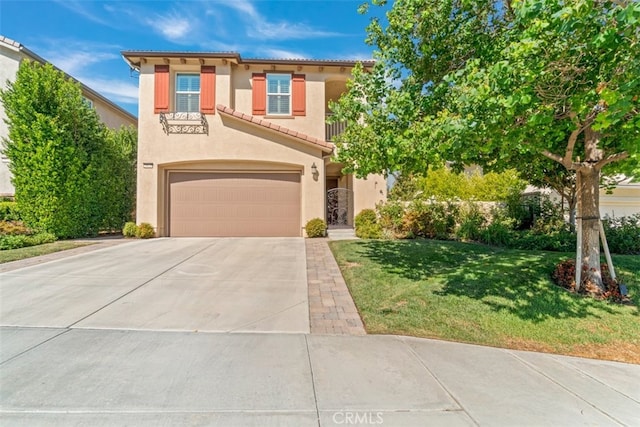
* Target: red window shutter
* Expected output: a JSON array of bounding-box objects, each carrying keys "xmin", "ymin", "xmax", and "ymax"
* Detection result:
[
  {"xmin": 292, "ymin": 74, "xmax": 306, "ymax": 116},
  {"xmin": 252, "ymin": 73, "xmax": 266, "ymax": 115},
  {"xmin": 154, "ymin": 65, "xmax": 170, "ymax": 113},
  {"xmin": 201, "ymin": 66, "xmax": 216, "ymax": 114}
]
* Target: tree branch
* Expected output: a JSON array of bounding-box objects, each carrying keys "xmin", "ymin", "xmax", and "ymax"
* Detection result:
[
  {"xmin": 543, "ymin": 149, "xmax": 580, "ymax": 170},
  {"xmin": 596, "ymin": 151, "xmax": 629, "ymax": 169},
  {"xmin": 563, "ymin": 126, "xmax": 582, "ymax": 167}
]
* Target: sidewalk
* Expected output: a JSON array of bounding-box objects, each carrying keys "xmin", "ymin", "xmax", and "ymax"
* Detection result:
[{"xmin": 1, "ymin": 328, "xmax": 638, "ymax": 426}]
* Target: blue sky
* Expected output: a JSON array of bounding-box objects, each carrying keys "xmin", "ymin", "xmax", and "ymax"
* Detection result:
[{"xmin": 1, "ymin": 0, "xmax": 388, "ymax": 116}]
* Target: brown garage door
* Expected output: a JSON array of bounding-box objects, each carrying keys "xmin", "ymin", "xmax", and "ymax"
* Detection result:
[{"xmin": 168, "ymin": 171, "xmax": 301, "ymax": 237}]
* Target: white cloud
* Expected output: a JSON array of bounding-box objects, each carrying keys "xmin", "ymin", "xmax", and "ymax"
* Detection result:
[
  {"xmin": 146, "ymin": 12, "xmax": 194, "ymax": 42},
  {"xmin": 77, "ymin": 77, "xmax": 139, "ymax": 105},
  {"xmin": 221, "ymin": 0, "xmax": 341, "ymax": 40},
  {"xmin": 46, "ymin": 51, "xmax": 119, "ymax": 77}
]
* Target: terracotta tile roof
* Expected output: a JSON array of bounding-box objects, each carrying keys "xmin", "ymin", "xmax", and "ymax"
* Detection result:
[{"xmin": 216, "ymin": 105, "xmax": 334, "ymax": 153}]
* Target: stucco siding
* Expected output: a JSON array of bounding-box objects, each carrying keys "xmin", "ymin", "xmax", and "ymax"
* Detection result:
[{"xmin": 0, "ymin": 45, "xmax": 21, "ymax": 196}]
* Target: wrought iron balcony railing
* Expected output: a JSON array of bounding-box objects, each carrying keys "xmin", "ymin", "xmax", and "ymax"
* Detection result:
[{"xmin": 159, "ymin": 111, "xmax": 208, "ymax": 135}]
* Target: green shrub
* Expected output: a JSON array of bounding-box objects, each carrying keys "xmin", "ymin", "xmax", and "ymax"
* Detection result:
[
  {"xmin": 305, "ymin": 218, "xmax": 327, "ymax": 238},
  {"xmin": 0, "ymin": 202, "xmax": 21, "ymax": 221},
  {"xmin": 403, "ymin": 201, "xmax": 458, "ymax": 239},
  {"xmin": 455, "ymin": 203, "xmax": 487, "ymax": 241},
  {"xmin": 510, "ymin": 230, "xmax": 575, "ymax": 252},
  {"xmin": 377, "ymin": 201, "xmax": 406, "ymax": 238},
  {"xmin": 0, "ymin": 232, "xmax": 56, "ymax": 250},
  {"xmin": 480, "ymin": 222, "xmax": 513, "ymax": 247},
  {"xmin": 0, "ymin": 221, "xmax": 31, "ymax": 236},
  {"xmin": 355, "ymin": 209, "xmax": 383, "ymax": 239},
  {"xmin": 602, "ymin": 214, "xmax": 640, "ymax": 255},
  {"xmin": 122, "ymin": 222, "xmax": 138, "ymax": 238},
  {"xmin": 135, "ymin": 222, "xmax": 155, "ymax": 239}
]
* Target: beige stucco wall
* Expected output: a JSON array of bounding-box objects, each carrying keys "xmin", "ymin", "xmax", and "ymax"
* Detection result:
[
  {"xmin": 0, "ymin": 44, "xmax": 21, "ymax": 197},
  {"xmin": 92, "ymin": 100, "xmax": 137, "ymax": 130},
  {"xmin": 353, "ymin": 173, "xmax": 387, "ymax": 216}
]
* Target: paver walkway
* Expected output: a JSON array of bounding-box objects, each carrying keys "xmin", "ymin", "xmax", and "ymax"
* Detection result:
[{"xmin": 305, "ymin": 238, "xmax": 366, "ymax": 335}]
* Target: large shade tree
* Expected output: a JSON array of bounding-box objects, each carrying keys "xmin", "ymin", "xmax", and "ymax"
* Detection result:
[{"xmin": 331, "ymin": 0, "xmax": 640, "ymax": 293}]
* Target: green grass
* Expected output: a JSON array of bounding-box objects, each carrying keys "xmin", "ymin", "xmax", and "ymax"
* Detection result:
[
  {"xmin": 330, "ymin": 239, "xmax": 640, "ymax": 364},
  {"xmin": 0, "ymin": 241, "xmax": 92, "ymax": 263}
]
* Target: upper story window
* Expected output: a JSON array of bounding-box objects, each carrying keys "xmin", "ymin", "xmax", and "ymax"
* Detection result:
[
  {"xmin": 267, "ymin": 74, "xmax": 291, "ymax": 115},
  {"xmin": 176, "ymin": 74, "xmax": 200, "ymax": 112}
]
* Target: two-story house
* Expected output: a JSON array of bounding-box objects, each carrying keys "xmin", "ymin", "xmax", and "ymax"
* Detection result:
[
  {"xmin": 122, "ymin": 51, "xmax": 386, "ymax": 237},
  {"xmin": 0, "ymin": 35, "xmax": 138, "ymax": 198}
]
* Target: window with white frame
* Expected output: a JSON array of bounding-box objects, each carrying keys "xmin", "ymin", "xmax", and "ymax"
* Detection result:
[
  {"xmin": 267, "ymin": 74, "xmax": 291, "ymax": 115},
  {"xmin": 175, "ymin": 74, "xmax": 200, "ymax": 112},
  {"xmin": 82, "ymin": 96, "xmax": 94, "ymax": 109}
]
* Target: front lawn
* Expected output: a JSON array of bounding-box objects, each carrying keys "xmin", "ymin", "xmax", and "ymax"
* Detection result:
[
  {"xmin": 0, "ymin": 241, "xmax": 92, "ymax": 264},
  {"xmin": 330, "ymin": 239, "xmax": 640, "ymax": 364}
]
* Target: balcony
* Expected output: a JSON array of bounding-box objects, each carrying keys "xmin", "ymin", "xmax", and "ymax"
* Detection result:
[
  {"xmin": 325, "ymin": 114, "xmax": 347, "ymax": 141},
  {"xmin": 159, "ymin": 111, "xmax": 208, "ymax": 135}
]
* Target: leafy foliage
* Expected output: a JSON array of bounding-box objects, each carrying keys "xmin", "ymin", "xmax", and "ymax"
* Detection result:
[
  {"xmin": 122, "ymin": 222, "xmax": 138, "ymax": 238},
  {"xmin": 402, "ymin": 200, "xmax": 458, "ymax": 239},
  {"xmin": 0, "ymin": 221, "xmax": 30, "ymax": 236},
  {"xmin": 0, "ymin": 202, "xmax": 21, "ymax": 221},
  {"xmin": 0, "ymin": 232, "xmax": 56, "ymax": 250},
  {"xmin": 355, "ymin": 209, "xmax": 383, "ymax": 239},
  {"xmin": 135, "ymin": 222, "xmax": 155, "ymax": 239},
  {"xmin": 0, "ymin": 61, "xmax": 137, "ymax": 238},
  {"xmin": 602, "ymin": 214, "xmax": 640, "ymax": 255},
  {"xmin": 305, "ymin": 218, "xmax": 327, "ymax": 238},
  {"xmin": 390, "ymin": 168, "xmax": 526, "ymax": 202}
]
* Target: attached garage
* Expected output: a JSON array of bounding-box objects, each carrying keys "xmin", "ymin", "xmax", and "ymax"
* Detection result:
[{"xmin": 168, "ymin": 171, "xmax": 301, "ymax": 237}]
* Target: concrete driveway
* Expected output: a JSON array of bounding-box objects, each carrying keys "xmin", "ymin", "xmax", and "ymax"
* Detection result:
[{"xmin": 0, "ymin": 238, "xmax": 309, "ymax": 333}]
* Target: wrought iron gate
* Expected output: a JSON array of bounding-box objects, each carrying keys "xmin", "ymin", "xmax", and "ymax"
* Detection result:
[{"xmin": 327, "ymin": 188, "xmax": 352, "ymax": 226}]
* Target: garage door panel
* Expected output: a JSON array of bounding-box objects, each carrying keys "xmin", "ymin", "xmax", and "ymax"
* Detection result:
[{"xmin": 169, "ymin": 172, "xmax": 301, "ymax": 237}]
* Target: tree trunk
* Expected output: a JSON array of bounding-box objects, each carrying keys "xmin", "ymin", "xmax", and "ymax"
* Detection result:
[
  {"xmin": 579, "ymin": 127, "xmax": 605, "ymax": 294},
  {"xmin": 568, "ymin": 198, "xmax": 576, "ymax": 231}
]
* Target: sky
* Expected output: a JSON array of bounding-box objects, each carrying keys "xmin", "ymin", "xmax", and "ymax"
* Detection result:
[{"xmin": 0, "ymin": 0, "xmax": 388, "ymax": 116}]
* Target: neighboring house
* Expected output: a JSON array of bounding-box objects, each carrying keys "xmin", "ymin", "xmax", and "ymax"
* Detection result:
[
  {"xmin": 0, "ymin": 35, "xmax": 138, "ymax": 198},
  {"xmin": 523, "ymin": 177, "xmax": 639, "ymax": 221},
  {"xmin": 122, "ymin": 51, "xmax": 386, "ymax": 237},
  {"xmin": 599, "ymin": 177, "xmax": 640, "ymax": 218}
]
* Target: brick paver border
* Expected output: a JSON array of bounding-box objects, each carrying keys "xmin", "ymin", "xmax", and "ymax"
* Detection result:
[{"xmin": 305, "ymin": 238, "xmax": 366, "ymax": 335}]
